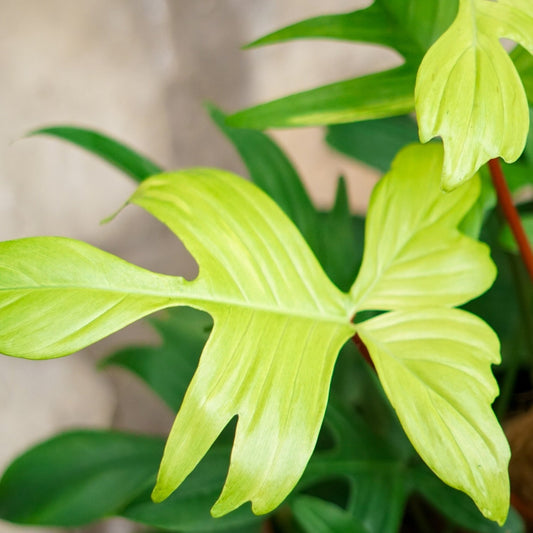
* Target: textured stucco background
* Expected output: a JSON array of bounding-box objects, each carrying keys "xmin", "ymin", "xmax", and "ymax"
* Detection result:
[{"xmin": 0, "ymin": 1, "xmax": 398, "ymax": 531}]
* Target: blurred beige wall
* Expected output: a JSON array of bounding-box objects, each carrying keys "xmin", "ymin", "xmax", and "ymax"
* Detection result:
[{"xmin": 0, "ymin": 1, "xmax": 397, "ymax": 531}]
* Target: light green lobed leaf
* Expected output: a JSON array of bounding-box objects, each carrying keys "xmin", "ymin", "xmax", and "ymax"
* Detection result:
[
  {"xmin": 0, "ymin": 169, "xmax": 354, "ymax": 516},
  {"xmin": 0, "ymin": 238, "xmax": 183, "ymax": 359},
  {"xmin": 415, "ymin": 0, "xmax": 533, "ymax": 190},
  {"xmin": 350, "ymin": 143, "xmax": 495, "ymax": 313},
  {"xmin": 357, "ymin": 309, "xmax": 509, "ymax": 523},
  {"xmin": 350, "ymin": 143, "xmax": 509, "ymax": 524},
  {"xmin": 128, "ymin": 172, "xmax": 354, "ymax": 516},
  {"xmin": 0, "ymin": 144, "xmax": 507, "ymax": 523}
]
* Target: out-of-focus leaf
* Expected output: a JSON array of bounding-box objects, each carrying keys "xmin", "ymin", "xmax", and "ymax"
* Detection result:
[
  {"xmin": 416, "ymin": 0, "xmax": 533, "ymax": 189},
  {"xmin": 227, "ymin": 65, "xmax": 416, "ymax": 129},
  {"xmin": 102, "ymin": 307, "xmax": 212, "ymax": 412},
  {"xmin": 459, "ymin": 167, "xmax": 496, "ymax": 239},
  {"xmin": 30, "ymin": 126, "xmax": 162, "ymax": 182},
  {"xmin": 292, "ymin": 496, "xmax": 369, "ymax": 533},
  {"xmin": 0, "ymin": 431, "xmax": 163, "ymax": 526},
  {"xmin": 350, "ymin": 144, "xmax": 495, "ymax": 311},
  {"xmin": 318, "ymin": 177, "xmax": 363, "ymax": 292},
  {"xmin": 326, "ymin": 115, "xmax": 419, "ymax": 172},
  {"xmin": 464, "ymin": 214, "xmax": 522, "ymax": 369},
  {"xmin": 512, "ymin": 45, "xmax": 533, "ymax": 105},
  {"xmin": 499, "ymin": 214, "xmax": 533, "ymax": 254},
  {"xmin": 229, "ymin": 0, "xmax": 459, "ymax": 128},
  {"xmin": 121, "ymin": 446, "xmax": 262, "ymax": 532},
  {"xmin": 412, "ymin": 466, "xmax": 525, "ymax": 533},
  {"xmin": 302, "ymin": 403, "xmax": 410, "ymax": 533}
]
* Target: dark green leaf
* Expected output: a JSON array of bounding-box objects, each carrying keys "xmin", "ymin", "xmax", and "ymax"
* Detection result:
[
  {"xmin": 0, "ymin": 431, "xmax": 164, "ymax": 527},
  {"xmin": 302, "ymin": 402, "xmax": 410, "ymax": 533},
  {"xmin": 326, "ymin": 116, "xmax": 419, "ymax": 172},
  {"xmin": 29, "ymin": 126, "xmax": 162, "ymax": 182},
  {"xmin": 121, "ymin": 446, "xmax": 261, "ymax": 532},
  {"xmin": 512, "ymin": 45, "xmax": 533, "ymax": 106},
  {"xmin": 464, "ymin": 214, "xmax": 523, "ymax": 369},
  {"xmin": 292, "ymin": 496, "xmax": 369, "ymax": 533},
  {"xmin": 412, "ymin": 466, "xmax": 525, "ymax": 533},
  {"xmin": 499, "ymin": 214, "xmax": 533, "ymax": 254},
  {"xmin": 227, "ymin": 65, "xmax": 416, "ymax": 129},
  {"xmin": 102, "ymin": 307, "xmax": 212, "ymax": 412},
  {"xmin": 317, "ymin": 178, "xmax": 364, "ymax": 291},
  {"xmin": 246, "ymin": 0, "xmax": 458, "ymax": 59},
  {"xmin": 245, "ymin": 4, "xmax": 419, "ymax": 60},
  {"xmin": 228, "ymin": 0, "xmax": 458, "ymax": 129}
]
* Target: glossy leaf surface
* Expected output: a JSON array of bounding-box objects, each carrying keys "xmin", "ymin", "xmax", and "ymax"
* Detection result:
[{"xmin": 416, "ymin": 0, "xmax": 533, "ymax": 189}]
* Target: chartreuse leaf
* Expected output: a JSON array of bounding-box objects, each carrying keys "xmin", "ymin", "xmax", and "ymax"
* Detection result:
[
  {"xmin": 30, "ymin": 126, "xmax": 162, "ymax": 182},
  {"xmin": 0, "ymin": 169, "xmax": 354, "ymax": 515},
  {"xmin": 228, "ymin": 0, "xmax": 458, "ymax": 129},
  {"xmin": 350, "ymin": 143, "xmax": 495, "ymax": 311},
  {"xmin": 0, "ymin": 143, "xmax": 506, "ymax": 522},
  {"xmin": 415, "ymin": 0, "xmax": 533, "ymax": 189},
  {"xmin": 357, "ymin": 309, "xmax": 508, "ymax": 523},
  {"xmin": 349, "ymin": 143, "xmax": 509, "ymax": 524},
  {"xmin": 130, "ymin": 172, "xmax": 354, "ymax": 516},
  {"xmin": 0, "ymin": 237, "xmax": 185, "ymax": 359}
]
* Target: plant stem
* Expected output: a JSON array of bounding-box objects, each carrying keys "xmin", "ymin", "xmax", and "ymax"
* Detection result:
[
  {"xmin": 261, "ymin": 518, "xmax": 276, "ymax": 533},
  {"xmin": 488, "ymin": 158, "xmax": 533, "ymax": 280},
  {"xmin": 352, "ymin": 333, "xmax": 375, "ymax": 370}
]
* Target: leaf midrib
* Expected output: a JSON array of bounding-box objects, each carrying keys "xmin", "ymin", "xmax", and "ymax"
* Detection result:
[{"xmin": 2, "ymin": 285, "xmax": 352, "ymax": 326}]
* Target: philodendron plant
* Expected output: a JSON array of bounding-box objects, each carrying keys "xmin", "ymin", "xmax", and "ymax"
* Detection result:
[{"xmin": 2, "ymin": 1, "xmax": 533, "ymax": 532}]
